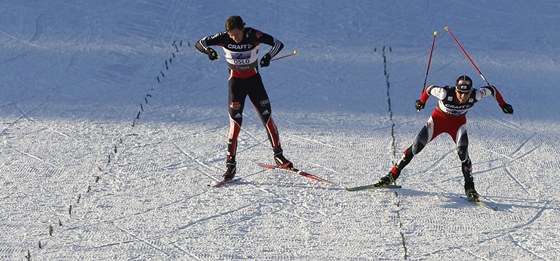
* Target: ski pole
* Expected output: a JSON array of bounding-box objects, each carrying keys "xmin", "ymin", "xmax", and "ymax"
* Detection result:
[
  {"xmin": 444, "ymin": 26, "xmax": 491, "ymax": 86},
  {"xmin": 271, "ymin": 50, "xmax": 299, "ymax": 62},
  {"xmin": 422, "ymin": 31, "xmax": 438, "ymax": 93}
]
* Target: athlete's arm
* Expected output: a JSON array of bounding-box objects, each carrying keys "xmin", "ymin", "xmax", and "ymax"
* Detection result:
[{"xmin": 248, "ymin": 28, "xmax": 284, "ymax": 58}]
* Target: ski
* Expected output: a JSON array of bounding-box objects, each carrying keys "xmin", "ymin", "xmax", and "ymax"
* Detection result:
[
  {"xmin": 209, "ymin": 178, "xmax": 242, "ymax": 188},
  {"xmin": 461, "ymin": 196, "xmax": 498, "ymax": 211},
  {"xmin": 345, "ymin": 184, "xmax": 402, "ymax": 191},
  {"xmin": 257, "ymin": 164, "xmax": 334, "ymax": 183}
]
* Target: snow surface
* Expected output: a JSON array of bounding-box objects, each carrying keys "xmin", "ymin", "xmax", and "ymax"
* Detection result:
[{"xmin": 1, "ymin": 0, "xmax": 560, "ymax": 260}]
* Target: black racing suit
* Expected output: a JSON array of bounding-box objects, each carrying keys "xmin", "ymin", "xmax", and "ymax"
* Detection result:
[{"xmin": 195, "ymin": 27, "xmax": 284, "ymax": 163}]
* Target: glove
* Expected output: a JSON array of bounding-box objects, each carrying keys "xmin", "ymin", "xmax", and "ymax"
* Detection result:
[
  {"xmin": 260, "ymin": 53, "xmax": 271, "ymax": 67},
  {"xmin": 501, "ymin": 103, "xmax": 514, "ymax": 114},
  {"xmin": 415, "ymin": 100, "xmax": 425, "ymax": 112},
  {"xmin": 207, "ymin": 48, "xmax": 218, "ymax": 60}
]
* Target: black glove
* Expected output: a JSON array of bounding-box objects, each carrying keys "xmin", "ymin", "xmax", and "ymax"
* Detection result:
[
  {"xmin": 207, "ymin": 48, "xmax": 218, "ymax": 60},
  {"xmin": 415, "ymin": 100, "xmax": 425, "ymax": 112},
  {"xmin": 501, "ymin": 103, "xmax": 514, "ymax": 114},
  {"xmin": 260, "ymin": 53, "xmax": 271, "ymax": 67}
]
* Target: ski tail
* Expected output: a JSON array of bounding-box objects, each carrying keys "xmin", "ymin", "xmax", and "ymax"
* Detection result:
[
  {"xmin": 210, "ymin": 178, "xmax": 242, "ymax": 188},
  {"xmin": 461, "ymin": 196, "xmax": 498, "ymax": 211}
]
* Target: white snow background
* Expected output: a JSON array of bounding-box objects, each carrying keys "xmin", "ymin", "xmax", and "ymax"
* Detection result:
[{"xmin": 1, "ymin": 0, "xmax": 560, "ymax": 260}]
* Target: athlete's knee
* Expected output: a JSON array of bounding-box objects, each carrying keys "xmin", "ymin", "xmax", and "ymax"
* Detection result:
[{"xmin": 229, "ymin": 112, "xmax": 243, "ymax": 126}]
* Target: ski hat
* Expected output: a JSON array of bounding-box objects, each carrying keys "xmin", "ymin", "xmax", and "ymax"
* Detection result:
[{"xmin": 455, "ymin": 75, "xmax": 473, "ymax": 93}]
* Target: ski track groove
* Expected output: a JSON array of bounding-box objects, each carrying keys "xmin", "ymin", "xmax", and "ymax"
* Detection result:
[
  {"xmin": 283, "ymin": 134, "xmax": 345, "ymax": 150},
  {"xmin": 175, "ymin": 204, "xmax": 253, "ymax": 232},
  {"xmin": 491, "ymin": 115, "xmax": 524, "ymax": 132},
  {"xmin": 508, "ymin": 144, "xmax": 541, "ymax": 164},
  {"xmin": 113, "ymin": 223, "xmax": 174, "ymax": 259},
  {"xmin": 479, "ymin": 133, "xmax": 541, "ymax": 164},
  {"xmin": 507, "ymin": 234, "xmax": 545, "ymax": 260},
  {"xmin": 481, "ymin": 134, "xmax": 541, "ymax": 196},
  {"xmin": 168, "ymin": 243, "xmax": 202, "ymax": 261},
  {"xmin": 8, "ymin": 145, "xmax": 60, "ymax": 169},
  {"xmin": 481, "ymin": 200, "xmax": 550, "ymax": 252},
  {"xmin": 425, "ymin": 200, "xmax": 550, "ymax": 258},
  {"xmin": 510, "ymin": 133, "xmax": 538, "ymax": 158},
  {"xmin": 172, "ymin": 142, "xmax": 221, "ymax": 181},
  {"xmin": 15, "ymin": 104, "xmax": 36, "ymax": 123},
  {"xmin": 460, "ymin": 248, "xmax": 487, "ymax": 260},
  {"xmin": 503, "ymin": 166, "xmax": 531, "ymax": 196}
]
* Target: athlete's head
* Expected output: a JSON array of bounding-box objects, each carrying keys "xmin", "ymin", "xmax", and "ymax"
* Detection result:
[
  {"xmin": 226, "ymin": 16, "xmax": 245, "ymax": 43},
  {"xmin": 455, "ymin": 75, "xmax": 473, "ymax": 93},
  {"xmin": 455, "ymin": 75, "xmax": 472, "ymax": 104}
]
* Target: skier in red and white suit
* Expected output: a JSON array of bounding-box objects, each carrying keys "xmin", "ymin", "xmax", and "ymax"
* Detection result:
[
  {"xmin": 374, "ymin": 75, "xmax": 514, "ymax": 200},
  {"xmin": 195, "ymin": 16, "xmax": 292, "ymax": 181}
]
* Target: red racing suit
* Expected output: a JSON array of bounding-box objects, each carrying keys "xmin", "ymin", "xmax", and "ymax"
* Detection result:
[{"xmin": 393, "ymin": 84, "xmax": 507, "ymax": 189}]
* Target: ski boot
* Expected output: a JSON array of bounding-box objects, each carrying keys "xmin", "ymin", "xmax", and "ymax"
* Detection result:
[
  {"xmin": 274, "ymin": 150, "xmax": 293, "ymax": 169},
  {"xmin": 465, "ymin": 188, "xmax": 480, "ymax": 201},
  {"xmin": 222, "ymin": 159, "xmax": 237, "ymax": 182},
  {"xmin": 373, "ymin": 167, "xmax": 400, "ymax": 188}
]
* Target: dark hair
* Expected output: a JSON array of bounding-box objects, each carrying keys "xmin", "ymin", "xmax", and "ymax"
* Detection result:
[{"xmin": 225, "ymin": 16, "xmax": 245, "ymax": 31}]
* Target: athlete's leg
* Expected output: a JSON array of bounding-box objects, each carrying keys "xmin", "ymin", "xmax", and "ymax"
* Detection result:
[
  {"xmin": 247, "ymin": 75, "xmax": 280, "ymax": 149},
  {"xmin": 455, "ymin": 124, "xmax": 475, "ymax": 192},
  {"xmin": 247, "ymin": 74, "xmax": 292, "ymax": 168},
  {"xmin": 226, "ymin": 77, "xmax": 247, "ymax": 164},
  {"xmin": 391, "ymin": 116, "xmax": 436, "ymax": 177}
]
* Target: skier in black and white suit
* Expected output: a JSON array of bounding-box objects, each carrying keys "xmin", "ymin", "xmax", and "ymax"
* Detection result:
[{"xmin": 195, "ymin": 16, "xmax": 292, "ymax": 182}]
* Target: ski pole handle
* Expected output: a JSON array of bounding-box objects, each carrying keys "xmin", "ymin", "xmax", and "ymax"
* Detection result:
[{"xmin": 271, "ymin": 50, "xmax": 299, "ymax": 62}]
